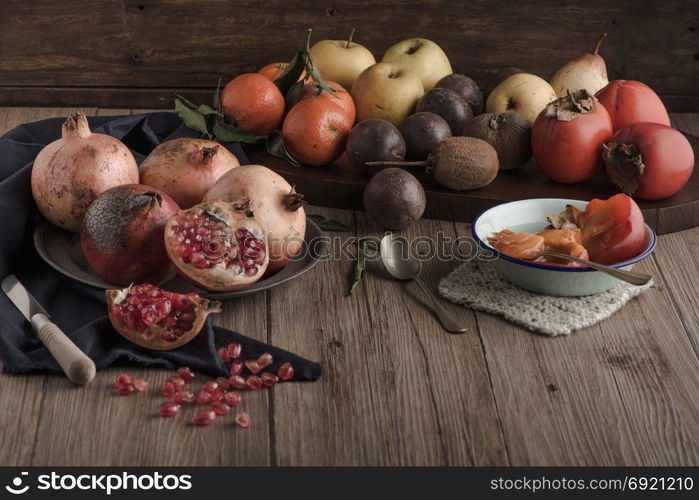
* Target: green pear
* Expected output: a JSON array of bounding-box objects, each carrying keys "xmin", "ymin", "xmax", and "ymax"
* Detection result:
[
  {"xmin": 486, "ymin": 73, "xmax": 557, "ymax": 124},
  {"xmin": 351, "ymin": 62, "xmax": 424, "ymax": 127},
  {"xmin": 382, "ymin": 38, "xmax": 452, "ymax": 91},
  {"xmin": 549, "ymin": 34, "xmax": 609, "ymax": 97}
]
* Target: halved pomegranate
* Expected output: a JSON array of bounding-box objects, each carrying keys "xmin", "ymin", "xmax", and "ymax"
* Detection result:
[
  {"xmin": 106, "ymin": 283, "xmax": 221, "ymax": 350},
  {"xmin": 164, "ymin": 201, "xmax": 269, "ymax": 291}
]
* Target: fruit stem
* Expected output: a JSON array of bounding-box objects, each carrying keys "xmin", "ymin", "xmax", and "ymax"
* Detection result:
[
  {"xmin": 365, "ymin": 161, "xmax": 430, "ymax": 167},
  {"xmin": 592, "ymin": 33, "xmax": 607, "ymax": 55},
  {"xmin": 62, "ymin": 112, "xmax": 92, "ymax": 139},
  {"xmin": 346, "ymin": 27, "xmax": 355, "ymax": 48}
]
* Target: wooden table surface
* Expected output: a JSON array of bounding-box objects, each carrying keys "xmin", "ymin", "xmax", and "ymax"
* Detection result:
[{"xmin": 1, "ymin": 107, "xmax": 698, "ymax": 466}]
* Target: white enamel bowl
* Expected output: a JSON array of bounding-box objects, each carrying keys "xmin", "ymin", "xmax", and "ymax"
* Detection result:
[{"xmin": 472, "ymin": 198, "xmax": 656, "ymax": 296}]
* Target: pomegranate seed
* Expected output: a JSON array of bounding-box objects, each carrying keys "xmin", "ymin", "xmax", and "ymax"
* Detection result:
[
  {"xmin": 224, "ymin": 391, "xmax": 241, "ymax": 406},
  {"xmin": 257, "ymin": 352, "xmax": 273, "ymax": 369},
  {"xmin": 229, "ymin": 375, "xmax": 247, "ymax": 390},
  {"xmin": 229, "ymin": 360, "xmax": 243, "ymax": 376},
  {"xmin": 133, "ymin": 378, "xmax": 148, "ymax": 392},
  {"xmin": 217, "ymin": 347, "xmax": 230, "ymax": 363},
  {"xmin": 246, "ymin": 375, "xmax": 262, "ymax": 390},
  {"xmin": 160, "ymin": 403, "xmax": 181, "ymax": 417},
  {"xmin": 116, "ymin": 383, "xmax": 134, "ymax": 396},
  {"xmin": 227, "ymin": 342, "xmax": 242, "ymax": 359},
  {"xmin": 211, "ymin": 401, "xmax": 231, "ymax": 415},
  {"xmin": 245, "ymin": 360, "xmax": 261, "ymax": 374},
  {"xmin": 173, "ymin": 390, "xmax": 195, "ymax": 405},
  {"xmin": 193, "ymin": 410, "xmax": 216, "ymax": 426},
  {"xmin": 195, "ymin": 391, "xmax": 212, "ymax": 405},
  {"xmin": 215, "ymin": 377, "xmax": 230, "ymax": 391},
  {"xmin": 177, "ymin": 367, "xmax": 194, "ymax": 383},
  {"xmin": 235, "ymin": 412, "xmax": 251, "ymax": 428},
  {"xmin": 168, "ymin": 376, "xmax": 186, "ymax": 390},
  {"xmin": 210, "ymin": 389, "xmax": 225, "ymax": 402},
  {"xmin": 261, "ymin": 372, "xmax": 278, "ymax": 387},
  {"xmin": 162, "ymin": 381, "xmax": 175, "ymax": 398},
  {"xmin": 202, "ymin": 380, "xmax": 219, "ymax": 393},
  {"xmin": 278, "ymin": 362, "xmax": 294, "ymax": 381},
  {"xmin": 115, "ymin": 373, "xmax": 132, "ymax": 387}
]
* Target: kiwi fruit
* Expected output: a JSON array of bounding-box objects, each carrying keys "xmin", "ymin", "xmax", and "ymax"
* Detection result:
[
  {"xmin": 363, "ymin": 168, "xmax": 426, "ymax": 230},
  {"xmin": 435, "ymin": 74, "xmax": 483, "ymax": 114},
  {"xmin": 399, "ymin": 112, "xmax": 452, "ymax": 161},
  {"xmin": 415, "ymin": 88, "xmax": 473, "ymax": 135},
  {"xmin": 346, "ymin": 118, "xmax": 406, "ymax": 176},
  {"xmin": 460, "ymin": 112, "xmax": 532, "ymax": 170},
  {"xmin": 427, "ymin": 137, "xmax": 499, "ymax": 190}
]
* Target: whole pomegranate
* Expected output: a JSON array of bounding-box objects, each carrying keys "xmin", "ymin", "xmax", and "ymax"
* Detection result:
[
  {"xmin": 31, "ymin": 112, "xmax": 139, "ymax": 232},
  {"xmin": 81, "ymin": 184, "xmax": 180, "ymax": 286},
  {"xmin": 140, "ymin": 138, "xmax": 240, "ymax": 209},
  {"xmin": 204, "ymin": 165, "xmax": 307, "ymax": 273},
  {"xmin": 164, "ymin": 201, "xmax": 269, "ymax": 291},
  {"xmin": 107, "ymin": 284, "xmax": 221, "ymax": 350}
]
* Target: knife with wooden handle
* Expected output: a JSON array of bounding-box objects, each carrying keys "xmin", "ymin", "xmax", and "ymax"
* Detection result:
[{"xmin": 2, "ymin": 275, "xmax": 96, "ymax": 385}]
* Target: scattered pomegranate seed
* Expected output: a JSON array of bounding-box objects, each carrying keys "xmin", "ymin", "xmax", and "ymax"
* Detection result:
[
  {"xmin": 278, "ymin": 362, "xmax": 294, "ymax": 381},
  {"xmin": 168, "ymin": 376, "xmax": 186, "ymax": 390},
  {"xmin": 116, "ymin": 383, "xmax": 134, "ymax": 396},
  {"xmin": 229, "ymin": 375, "xmax": 247, "ymax": 390},
  {"xmin": 202, "ymin": 380, "xmax": 220, "ymax": 393},
  {"xmin": 115, "ymin": 373, "xmax": 132, "ymax": 388},
  {"xmin": 227, "ymin": 342, "xmax": 242, "ymax": 360},
  {"xmin": 224, "ymin": 391, "xmax": 241, "ymax": 407},
  {"xmin": 195, "ymin": 391, "xmax": 212, "ymax": 405},
  {"xmin": 215, "ymin": 377, "xmax": 230, "ymax": 391},
  {"xmin": 229, "ymin": 360, "xmax": 243, "ymax": 376},
  {"xmin": 245, "ymin": 360, "xmax": 261, "ymax": 374},
  {"xmin": 246, "ymin": 375, "xmax": 262, "ymax": 390},
  {"xmin": 193, "ymin": 410, "xmax": 216, "ymax": 426},
  {"xmin": 258, "ymin": 353, "xmax": 273, "ymax": 369},
  {"xmin": 210, "ymin": 389, "xmax": 225, "ymax": 402},
  {"xmin": 133, "ymin": 378, "xmax": 148, "ymax": 392},
  {"xmin": 162, "ymin": 381, "xmax": 175, "ymax": 398},
  {"xmin": 177, "ymin": 367, "xmax": 194, "ymax": 383},
  {"xmin": 173, "ymin": 390, "xmax": 195, "ymax": 405},
  {"xmin": 160, "ymin": 403, "xmax": 181, "ymax": 417},
  {"xmin": 261, "ymin": 372, "xmax": 278, "ymax": 387},
  {"xmin": 235, "ymin": 412, "xmax": 251, "ymax": 428},
  {"xmin": 211, "ymin": 401, "xmax": 231, "ymax": 415},
  {"xmin": 217, "ymin": 347, "xmax": 230, "ymax": 363}
]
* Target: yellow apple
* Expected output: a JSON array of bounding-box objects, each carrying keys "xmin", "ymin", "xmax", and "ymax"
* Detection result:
[
  {"xmin": 382, "ymin": 38, "xmax": 452, "ymax": 91},
  {"xmin": 485, "ymin": 73, "xmax": 557, "ymax": 124},
  {"xmin": 351, "ymin": 62, "xmax": 425, "ymax": 127},
  {"xmin": 310, "ymin": 39, "xmax": 376, "ymax": 91}
]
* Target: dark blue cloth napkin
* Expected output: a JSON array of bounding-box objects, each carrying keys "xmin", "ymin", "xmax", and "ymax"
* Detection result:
[{"xmin": 0, "ymin": 112, "xmax": 321, "ymax": 380}]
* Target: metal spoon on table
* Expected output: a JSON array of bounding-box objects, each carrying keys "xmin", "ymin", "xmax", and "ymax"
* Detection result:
[
  {"xmin": 380, "ymin": 233, "xmax": 467, "ymax": 334},
  {"xmin": 526, "ymin": 251, "xmax": 652, "ymax": 286}
]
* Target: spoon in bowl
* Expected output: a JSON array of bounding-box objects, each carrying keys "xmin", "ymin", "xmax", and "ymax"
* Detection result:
[
  {"xmin": 525, "ymin": 251, "xmax": 652, "ymax": 286},
  {"xmin": 380, "ymin": 233, "xmax": 467, "ymax": 334}
]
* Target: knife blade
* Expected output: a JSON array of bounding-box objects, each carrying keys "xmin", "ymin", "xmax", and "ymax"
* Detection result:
[
  {"xmin": 1, "ymin": 274, "xmax": 95, "ymax": 385},
  {"xmin": 2, "ymin": 274, "xmax": 50, "ymax": 321}
]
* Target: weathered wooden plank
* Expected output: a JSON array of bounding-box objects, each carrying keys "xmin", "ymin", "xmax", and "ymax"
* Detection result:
[
  {"xmin": 270, "ymin": 206, "xmax": 506, "ymax": 465},
  {"xmin": 454, "ymin": 223, "xmax": 699, "ymax": 465},
  {"xmin": 0, "ymin": 1, "xmax": 697, "ymax": 110}
]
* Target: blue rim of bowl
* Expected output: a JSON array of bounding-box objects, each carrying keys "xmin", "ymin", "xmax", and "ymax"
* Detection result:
[{"xmin": 471, "ymin": 204, "xmax": 657, "ymax": 273}]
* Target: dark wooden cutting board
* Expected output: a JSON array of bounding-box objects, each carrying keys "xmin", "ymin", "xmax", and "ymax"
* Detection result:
[{"xmin": 247, "ymin": 133, "xmax": 699, "ymax": 235}]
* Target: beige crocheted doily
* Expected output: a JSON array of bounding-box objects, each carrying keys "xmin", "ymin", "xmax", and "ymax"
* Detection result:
[{"xmin": 438, "ymin": 261, "xmax": 653, "ymax": 336}]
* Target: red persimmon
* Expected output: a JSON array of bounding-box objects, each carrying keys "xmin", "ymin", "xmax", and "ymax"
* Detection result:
[
  {"xmin": 595, "ymin": 80, "xmax": 670, "ymax": 131},
  {"xmin": 602, "ymin": 122, "xmax": 694, "ymax": 201},
  {"xmin": 532, "ymin": 90, "xmax": 613, "ymax": 183}
]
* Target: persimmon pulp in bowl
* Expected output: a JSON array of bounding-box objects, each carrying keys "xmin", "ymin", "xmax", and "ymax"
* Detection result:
[{"xmin": 472, "ymin": 196, "xmax": 656, "ymax": 296}]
